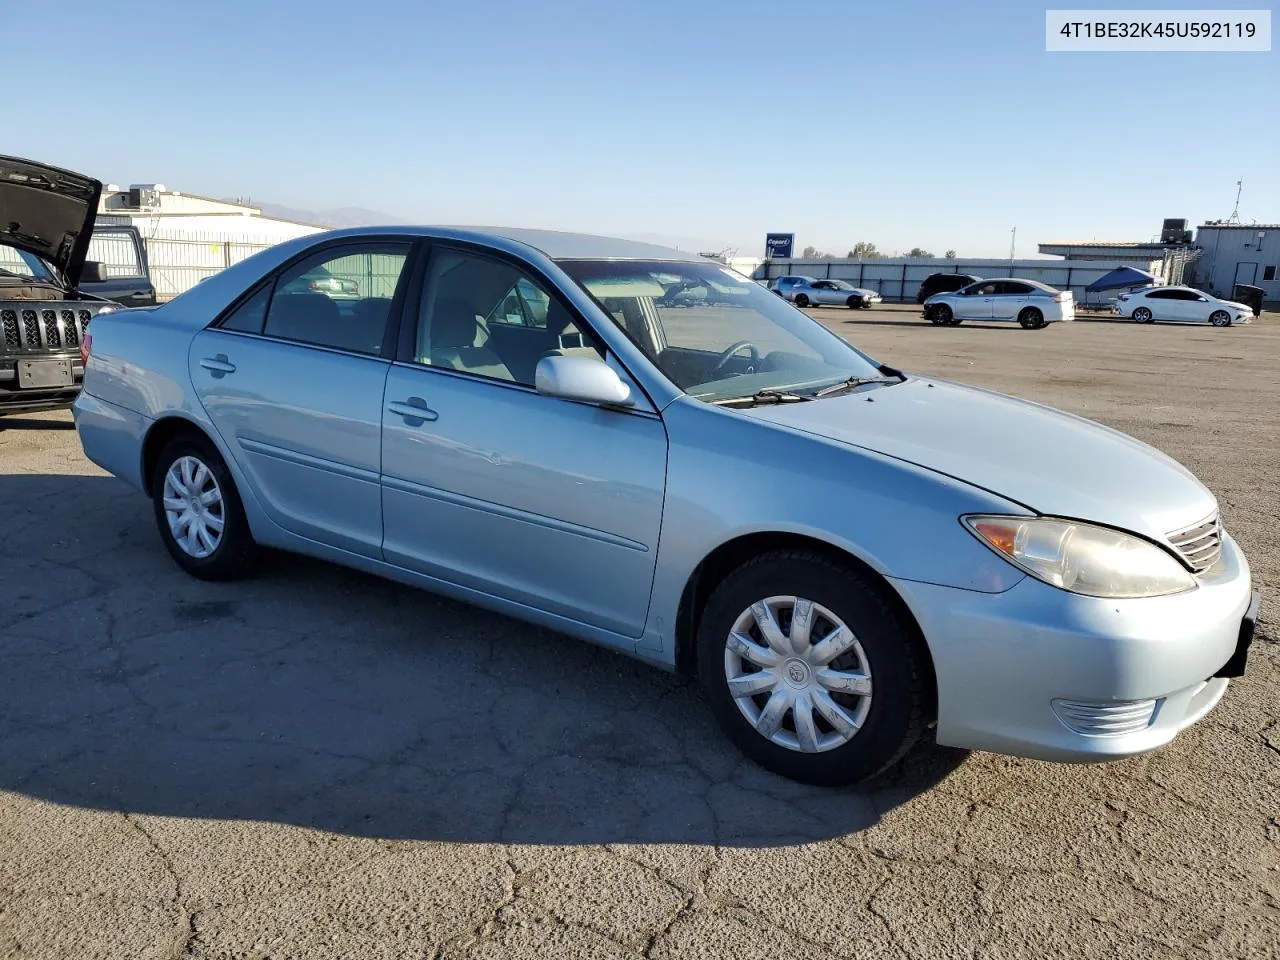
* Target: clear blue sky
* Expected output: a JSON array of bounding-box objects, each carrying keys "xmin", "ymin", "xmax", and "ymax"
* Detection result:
[{"xmin": 11, "ymin": 0, "xmax": 1277, "ymax": 257}]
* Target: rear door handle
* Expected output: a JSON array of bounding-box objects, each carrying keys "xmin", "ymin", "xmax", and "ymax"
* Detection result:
[
  {"xmin": 199, "ymin": 354, "xmax": 236, "ymax": 375},
  {"xmin": 387, "ymin": 397, "xmax": 439, "ymax": 423}
]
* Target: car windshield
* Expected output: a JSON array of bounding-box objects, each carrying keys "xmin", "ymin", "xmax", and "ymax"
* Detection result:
[
  {"xmin": 556, "ymin": 259, "xmax": 885, "ymax": 401},
  {"xmin": 0, "ymin": 242, "xmax": 56, "ymax": 283}
]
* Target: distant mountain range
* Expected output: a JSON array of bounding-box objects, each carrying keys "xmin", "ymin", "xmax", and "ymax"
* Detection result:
[
  {"xmin": 251, "ymin": 203, "xmax": 409, "ymax": 228},
  {"xmin": 248, "ymin": 203, "xmax": 743, "ymax": 254}
]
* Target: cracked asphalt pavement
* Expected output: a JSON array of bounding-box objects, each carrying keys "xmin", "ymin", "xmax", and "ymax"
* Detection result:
[{"xmin": 1, "ymin": 307, "xmax": 1277, "ymax": 959}]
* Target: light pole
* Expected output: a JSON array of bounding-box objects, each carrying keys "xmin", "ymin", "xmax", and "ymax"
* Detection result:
[{"xmin": 1009, "ymin": 226, "xmax": 1016, "ymax": 268}]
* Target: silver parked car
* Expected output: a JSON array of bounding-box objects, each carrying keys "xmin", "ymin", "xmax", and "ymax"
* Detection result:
[
  {"xmin": 73, "ymin": 227, "xmax": 1259, "ymax": 786},
  {"xmin": 924, "ymin": 278, "xmax": 1076, "ymax": 328},
  {"xmin": 784, "ymin": 278, "xmax": 883, "ymax": 309}
]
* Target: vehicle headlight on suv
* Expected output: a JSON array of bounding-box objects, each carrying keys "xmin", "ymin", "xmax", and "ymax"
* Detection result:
[{"xmin": 963, "ymin": 515, "xmax": 1197, "ymax": 598}]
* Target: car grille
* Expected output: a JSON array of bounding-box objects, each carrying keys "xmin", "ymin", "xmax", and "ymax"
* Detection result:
[
  {"xmin": 0, "ymin": 304, "xmax": 95, "ymax": 354},
  {"xmin": 1167, "ymin": 513, "xmax": 1223, "ymax": 573}
]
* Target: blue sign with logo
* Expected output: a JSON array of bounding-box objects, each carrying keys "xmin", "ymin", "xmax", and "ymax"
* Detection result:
[{"xmin": 766, "ymin": 233, "xmax": 794, "ymax": 259}]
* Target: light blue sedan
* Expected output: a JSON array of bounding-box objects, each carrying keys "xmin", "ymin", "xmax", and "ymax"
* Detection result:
[{"xmin": 72, "ymin": 227, "xmax": 1259, "ymax": 785}]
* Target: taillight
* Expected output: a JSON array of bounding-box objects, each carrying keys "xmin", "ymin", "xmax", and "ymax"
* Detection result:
[
  {"xmin": 308, "ymin": 279, "xmax": 323, "ymax": 291},
  {"xmin": 80, "ymin": 328, "xmax": 92, "ymax": 367},
  {"xmin": 1118, "ymin": 294, "xmax": 1130, "ymax": 301}
]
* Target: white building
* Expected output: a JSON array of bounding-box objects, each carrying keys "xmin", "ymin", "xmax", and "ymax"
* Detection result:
[{"xmin": 95, "ymin": 184, "xmax": 325, "ymax": 299}]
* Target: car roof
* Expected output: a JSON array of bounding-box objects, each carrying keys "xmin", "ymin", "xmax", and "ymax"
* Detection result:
[{"xmin": 295, "ymin": 225, "xmax": 707, "ymax": 263}]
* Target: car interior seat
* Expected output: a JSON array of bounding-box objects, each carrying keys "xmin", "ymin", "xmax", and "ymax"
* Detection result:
[{"xmin": 427, "ymin": 296, "xmax": 514, "ymax": 380}]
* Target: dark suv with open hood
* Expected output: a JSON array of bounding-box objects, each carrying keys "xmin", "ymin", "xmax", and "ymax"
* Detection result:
[{"xmin": 0, "ymin": 156, "xmax": 123, "ymax": 416}]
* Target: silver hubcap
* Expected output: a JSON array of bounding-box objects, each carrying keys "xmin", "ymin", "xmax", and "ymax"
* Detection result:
[
  {"xmin": 162, "ymin": 455, "xmax": 225, "ymax": 559},
  {"xmin": 723, "ymin": 596, "xmax": 873, "ymax": 754}
]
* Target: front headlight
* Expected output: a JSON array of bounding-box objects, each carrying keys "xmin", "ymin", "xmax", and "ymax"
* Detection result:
[{"xmin": 962, "ymin": 515, "xmax": 1196, "ymax": 598}]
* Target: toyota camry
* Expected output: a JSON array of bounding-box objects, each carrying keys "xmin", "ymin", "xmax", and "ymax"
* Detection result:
[{"xmin": 73, "ymin": 226, "xmax": 1259, "ymax": 785}]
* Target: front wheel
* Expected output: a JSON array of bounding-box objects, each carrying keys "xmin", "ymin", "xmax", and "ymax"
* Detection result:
[
  {"xmin": 1018, "ymin": 307, "xmax": 1046, "ymax": 329},
  {"xmin": 928, "ymin": 304, "xmax": 953, "ymax": 325},
  {"xmin": 1209, "ymin": 310, "xmax": 1232, "ymax": 327},
  {"xmin": 151, "ymin": 435, "xmax": 259, "ymax": 581},
  {"xmin": 847, "ymin": 296, "xmax": 860, "ymax": 309},
  {"xmin": 696, "ymin": 551, "xmax": 930, "ymax": 786},
  {"xmin": 793, "ymin": 294, "xmax": 810, "ymax": 308}
]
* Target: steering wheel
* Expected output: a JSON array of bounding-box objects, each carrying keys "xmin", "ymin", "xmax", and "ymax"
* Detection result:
[{"xmin": 711, "ymin": 340, "xmax": 761, "ymax": 377}]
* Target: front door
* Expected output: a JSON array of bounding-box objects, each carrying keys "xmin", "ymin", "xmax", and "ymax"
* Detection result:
[
  {"xmin": 956, "ymin": 281, "xmax": 997, "ymax": 319},
  {"xmin": 380, "ymin": 245, "xmax": 668, "ymax": 637},
  {"xmin": 189, "ymin": 241, "xmax": 412, "ymax": 558}
]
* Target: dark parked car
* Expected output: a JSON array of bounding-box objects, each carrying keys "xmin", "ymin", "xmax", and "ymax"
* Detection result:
[
  {"xmin": 916, "ymin": 272, "xmax": 980, "ymax": 304},
  {"xmin": 81, "ymin": 223, "xmax": 157, "ymax": 307},
  {"xmin": 0, "ymin": 156, "xmax": 121, "ymax": 415}
]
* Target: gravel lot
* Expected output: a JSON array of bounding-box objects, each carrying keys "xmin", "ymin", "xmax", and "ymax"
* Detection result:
[{"xmin": 2, "ymin": 306, "xmax": 1277, "ymax": 960}]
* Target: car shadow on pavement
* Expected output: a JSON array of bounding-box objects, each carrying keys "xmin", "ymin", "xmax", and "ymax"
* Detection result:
[
  {"xmin": 0, "ymin": 474, "xmax": 968, "ymax": 848},
  {"xmin": 0, "ymin": 415, "xmax": 77, "ymax": 430}
]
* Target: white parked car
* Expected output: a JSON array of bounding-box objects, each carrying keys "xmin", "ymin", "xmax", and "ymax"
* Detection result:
[
  {"xmin": 924, "ymin": 279, "xmax": 1074, "ymax": 329},
  {"xmin": 1113, "ymin": 287, "xmax": 1253, "ymax": 327}
]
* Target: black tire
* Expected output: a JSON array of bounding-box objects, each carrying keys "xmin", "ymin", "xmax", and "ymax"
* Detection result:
[
  {"xmin": 151, "ymin": 434, "xmax": 259, "ymax": 581},
  {"xmin": 1132, "ymin": 307, "xmax": 1153, "ymax": 323},
  {"xmin": 1018, "ymin": 307, "xmax": 1046, "ymax": 329},
  {"xmin": 794, "ymin": 294, "xmax": 810, "ymax": 308},
  {"xmin": 847, "ymin": 296, "xmax": 860, "ymax": 309},
  {"xmin": 696, "ymin": 550, "xmax": 929, "ymax": 786},
  {"xmin": 1209, "ymin": 310, "xmax": 1232, "ymax": 327},
  {"xmin": 929, "ymin": 304, "xmax": 953, "ymax": 325}
]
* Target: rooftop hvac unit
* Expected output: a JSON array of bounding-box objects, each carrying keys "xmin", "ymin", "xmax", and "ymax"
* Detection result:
[
  {"xmin": 1161, "ymin": 218, "xmax": 1190, "ymax": 244},
  {"xmin": 125, "ymin": 184, "xmax": 165, "ymax": 210}
]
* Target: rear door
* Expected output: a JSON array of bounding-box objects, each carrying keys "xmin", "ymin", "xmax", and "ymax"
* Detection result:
[
  {"xmin": 189, "ymin": 240, "xmax": 413, "ymax": 558},
  {"xmin": 991, "ymin": 281, "xmax": 1032, "ymax": 320}
]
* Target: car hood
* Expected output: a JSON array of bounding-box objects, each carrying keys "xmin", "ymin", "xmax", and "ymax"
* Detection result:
[
  {"xmin": 0, "ymin": 156, "xmax": 102, "ymax": 286},
  {"xmin": 741, "ymin": 377, "xmax": 1217, "ymax": 541},
  {"xmin": 1221, "ymin": 300, "xmax": 1251, "ymax": 312}
]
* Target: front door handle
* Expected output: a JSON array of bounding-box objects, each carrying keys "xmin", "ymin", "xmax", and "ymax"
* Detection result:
[
  {"xmin": 387, "ymin": 397, "xmax": 439, "ymax": 423},
  {"xmin": 199, "ymin": 354, "xmax": 236, "ymax": 375}
]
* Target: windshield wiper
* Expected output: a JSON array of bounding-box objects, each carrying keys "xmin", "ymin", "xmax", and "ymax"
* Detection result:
[
  {"xmin": 713, "ymin": 389, "xmax": 814, "ymax": 408},
  {"xmin": 813, "ymin": 375, "xmax": 904, "ymax": 399}
]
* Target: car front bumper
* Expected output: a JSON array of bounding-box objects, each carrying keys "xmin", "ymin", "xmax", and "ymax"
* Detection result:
[{"xmin": 891, "ymin": 531, "xmax": 1257, "ymax": 762}]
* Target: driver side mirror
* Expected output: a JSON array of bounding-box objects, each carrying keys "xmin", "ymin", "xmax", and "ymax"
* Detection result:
[
  {"xmin": 79, "ymin": 261, "xmax": 108, "ymax": 284},
  {"xmin": 535, "ymin": 354, "xmax": 634, "ymax": 407}
]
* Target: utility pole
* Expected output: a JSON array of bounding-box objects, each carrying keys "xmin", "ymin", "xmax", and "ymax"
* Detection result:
[{"xmin": 1009, "ymin": 226, "xmax": 1016, "ymax": 266}]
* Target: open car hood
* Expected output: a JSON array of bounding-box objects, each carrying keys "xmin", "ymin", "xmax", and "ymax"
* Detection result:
[{"xmin": 0, "ymin": 156, "xmax": 102, "ymax": 286}]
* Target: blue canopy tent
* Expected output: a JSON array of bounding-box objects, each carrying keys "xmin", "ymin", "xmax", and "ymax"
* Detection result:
[
  {"xmin": 1080, "ymin": 265, "xmax": 1159, "ymax": 311},
  {"xmin": 1086, "ymin": 266, "xmax": 1159, "ymax": 292}
]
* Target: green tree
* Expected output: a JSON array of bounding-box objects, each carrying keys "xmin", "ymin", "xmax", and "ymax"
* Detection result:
[
  {"xmin": 904, "ymin": 247, "xmax": 935, "ymax": 258},
  {"xmin": 802, "ymin": 245, "xmax": 817, "ymax": 258},
  {"xmin": 944, "ymin": 249, "xmax": 957, "ymax": 258},
  {"xmin": 847, "ymin": 241, "xmax": 881, "ymax": 260}
]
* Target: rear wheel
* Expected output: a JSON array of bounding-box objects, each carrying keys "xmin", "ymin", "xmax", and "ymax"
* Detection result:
[
  {"xmin": 1018, "ymin": 307, "xmax": 1046, "ymax": 329},
  {"xmin": 697, "ymin": 551, "xmax": 929, "ymax": 786},
  {"xmin": 929, "ymin": 304, "xmax": 953, "ymax": 325},
  {"xmin": 1209, "ymin": 310, "xmax": 1232, "ymax": 327},
  {"xmin": 1132, "ymin": 307, "xmax": 1153, "ymax": 323},
  {"xmin": 151, "ymin": 435, "xmax": 258, "ymax": 581},
  {"xmin": 794, "ymin": 294, "xmax": 810, "ymax": 308}
]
